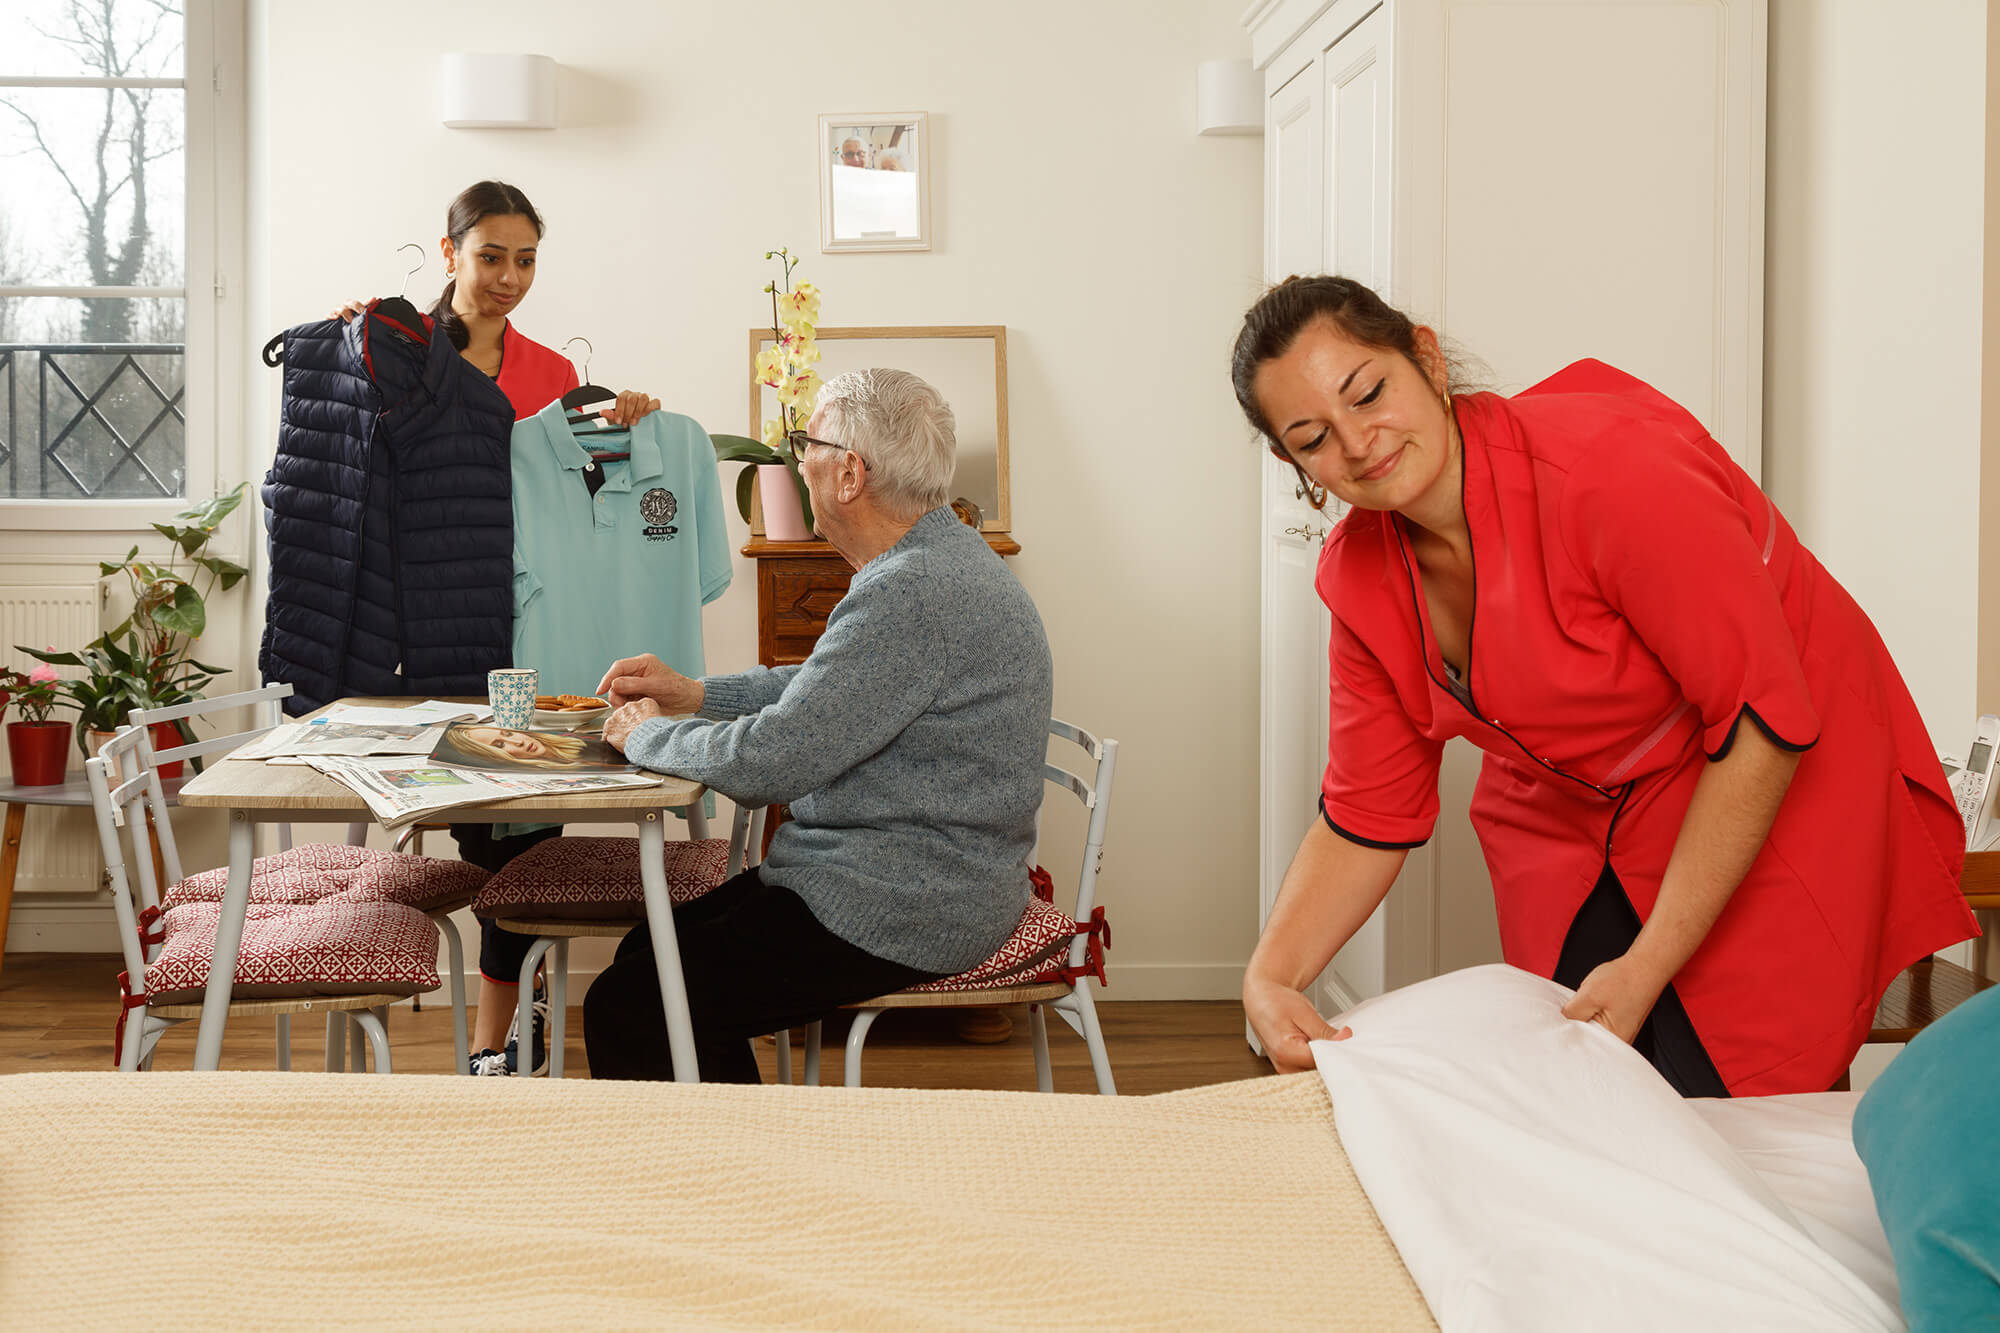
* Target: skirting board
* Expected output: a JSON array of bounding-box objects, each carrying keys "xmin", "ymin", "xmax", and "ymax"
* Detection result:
[
  {"xmin": 3, "ymin": 899, "xmax": 124, "ymax": 953},
  {"xmin": 413, "ymin": 963, "xmax": 1248, "ymax": 1005}
]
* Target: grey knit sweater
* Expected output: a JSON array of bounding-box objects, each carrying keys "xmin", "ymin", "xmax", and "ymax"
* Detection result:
[{"xmin": 622, "ymin": 506, "xmax": 1054, "ymax": 972}]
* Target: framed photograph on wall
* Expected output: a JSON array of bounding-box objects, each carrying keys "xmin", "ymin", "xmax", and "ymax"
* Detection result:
[
  {"xmin": 748, "ymin": 325, "xmax": 1008, "ymax": 534},
  {"xmin": 818, "ymin": 112, "xmax": 931, "ymax": 253}
]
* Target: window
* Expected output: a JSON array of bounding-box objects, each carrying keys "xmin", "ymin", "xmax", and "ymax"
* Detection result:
[{"xmin": 0, "ymin": 0, "xmax": 239, "ymax": 522}]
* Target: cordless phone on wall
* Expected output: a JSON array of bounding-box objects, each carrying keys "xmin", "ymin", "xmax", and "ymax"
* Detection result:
[{"xmin": 1954, "ymin": 714, "xmax": 2000, "ymax": 852}]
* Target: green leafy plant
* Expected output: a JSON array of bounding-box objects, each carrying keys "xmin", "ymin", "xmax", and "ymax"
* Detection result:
[
  {"xmin": 106, "ymin": 482, "xmax": 250, "ymax": 666},
  {"xmin": 21, "ymin": 634, "xmax": 223, "ymax": 755},
  {"xmin": 712, "ymin": 247, "xmax": 823, "ymax": 533},
  {"xmin": 14, "ymin": 483, "xmax": 245, "ymax": 754}
]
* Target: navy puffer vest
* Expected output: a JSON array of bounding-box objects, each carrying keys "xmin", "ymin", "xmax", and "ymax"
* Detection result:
[{"xmin": 260, "ymin": 305, "xmax": 514, "ymax": 714}]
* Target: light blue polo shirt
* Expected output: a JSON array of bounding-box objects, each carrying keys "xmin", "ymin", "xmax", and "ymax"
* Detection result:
[
  {"xmin": 511, "ymin": 400, "xmax": 733, "ymax": 693},
  {"xmin": 501, "ymin": 402, "xmax": 733, "ymax": 835}
]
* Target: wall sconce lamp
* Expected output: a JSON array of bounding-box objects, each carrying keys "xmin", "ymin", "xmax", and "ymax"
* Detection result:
[
  {"xmin": 1196, "ymin": 58, "xmax": 1262, "ymax": 136},
  {"xmin": 440, "ymin": 53, "xmax": 557, "ymax": 130}
]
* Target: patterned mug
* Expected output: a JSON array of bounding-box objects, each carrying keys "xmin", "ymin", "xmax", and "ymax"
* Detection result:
[{"xmin": 488, "ymin": 668, "xmax": 539, "ymax": 730}]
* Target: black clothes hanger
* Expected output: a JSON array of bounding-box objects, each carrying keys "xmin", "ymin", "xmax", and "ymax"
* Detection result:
[
  {"xmin": 370, "ymin": 243, "xmax": 431, "ymax": 347},
  {"xmin": 560, "ymin": 337, "xmax": 629, "ymax": 462}
]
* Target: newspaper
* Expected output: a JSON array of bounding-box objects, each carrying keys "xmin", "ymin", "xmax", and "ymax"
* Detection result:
[
  {"xmin": 303, "ymin": 754, "xmax": 665, "ymax": 829},
  {"xmin": 232, "ymin": 701, "xmax": 491, "ymax": 761}
]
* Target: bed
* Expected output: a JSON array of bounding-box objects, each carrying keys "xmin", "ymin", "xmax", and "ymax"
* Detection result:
[
  {"xmin": 0, "ymin": 966, "xmax": 1913, "ymax": 1331},
  {"xmin": 0, "ymin": 1068, "xmax": 1433, "ymax": 1330}
]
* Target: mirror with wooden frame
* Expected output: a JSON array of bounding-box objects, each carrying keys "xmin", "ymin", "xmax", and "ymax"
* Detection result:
[{"xmin": 747, "ymin": 324, "xmax": 1010, "ymax": 535}]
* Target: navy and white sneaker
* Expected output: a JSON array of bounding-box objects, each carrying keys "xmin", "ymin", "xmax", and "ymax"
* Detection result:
[
  {"xmin": 468, "ymin": 1047, "xmax": 512, "ymax": 1077},
  {"xmin": 503, "ymin": 985, "xmax": 550, "ymax": 1076}
]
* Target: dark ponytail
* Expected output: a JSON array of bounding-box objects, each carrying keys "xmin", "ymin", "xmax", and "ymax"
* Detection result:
[{"xmin": 429, "ymin": 179, "xmax": 546, "ymax": 351}]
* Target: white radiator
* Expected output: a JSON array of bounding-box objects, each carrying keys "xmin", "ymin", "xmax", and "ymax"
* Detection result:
[{"xmin": 2, "ymin": 584, "xmax": 104, "ymax": 892}]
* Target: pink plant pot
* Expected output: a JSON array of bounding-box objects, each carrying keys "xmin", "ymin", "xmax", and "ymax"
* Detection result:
[{"xmin": 758, "ymin": 464, "xmax": 811, "ymax": 542}]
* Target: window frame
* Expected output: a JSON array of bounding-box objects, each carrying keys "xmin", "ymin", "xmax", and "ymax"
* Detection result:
[{"xmin": 0, "ymin": 0, "xmax": 246, "ymax": 532}]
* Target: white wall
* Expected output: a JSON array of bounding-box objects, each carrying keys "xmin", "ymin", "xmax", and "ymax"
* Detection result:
[
  {"xmin": 244, "ymin": 0, "xmax": 1266, "ymax": 997},
  {"xmin": 1764, "ymin": 0, "xmax": 1987, "ymax": 752}
]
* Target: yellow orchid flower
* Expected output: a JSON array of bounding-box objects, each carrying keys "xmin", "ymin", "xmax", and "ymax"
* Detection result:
[
  {"xmin": 777, "ymin": 283, "xmax": 821, "ymax": 331},
  {"xmin": 762, "ymin": 418, "xmax": 788, "ymax": 449},
  {"xmin": 777, "ymin": 367, "xmax": 823, "ymax": 412},
  {"xmin": 782, "ymin": 330, "xmax": 821, "ymax": 364},
  {"xmin": 754, "ymin": 345, "xmax": 787, "ymax": 388}
]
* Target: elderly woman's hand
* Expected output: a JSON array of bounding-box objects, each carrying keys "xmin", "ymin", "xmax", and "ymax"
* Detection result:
[
  {"xmin": 602, "ymin": 697, "xmax": 665, "ymax": 754},
  {"xmin": 329, "ymin": 299, "xmax": 369, "ymax": 322},
  {"xmin": 597, "ymin": 652, "xmax": 703, "ymax": 712}
]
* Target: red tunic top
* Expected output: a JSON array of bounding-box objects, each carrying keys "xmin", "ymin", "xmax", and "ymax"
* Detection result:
[
  {"xmin": 1316, "ymin": 359, "xmax": 1978, "ymax": 1095},
  {"xmin": 492, "ymin": 322, "xmax": 580, "ymax": 421}
]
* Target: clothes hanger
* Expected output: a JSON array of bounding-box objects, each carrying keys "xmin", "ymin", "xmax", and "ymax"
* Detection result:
[
  {"xmin": 370, "ymin": 243, "xmax": 432, "ymax": 345},
  {"xmin": 560, "ymin": 337, "xmax": 629, "ymax": 462}
]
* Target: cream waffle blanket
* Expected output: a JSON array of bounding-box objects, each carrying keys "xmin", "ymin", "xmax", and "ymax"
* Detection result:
[{"xmin": 0, "ymin": 1070, "xmax": 1432, "ymax": 1331}]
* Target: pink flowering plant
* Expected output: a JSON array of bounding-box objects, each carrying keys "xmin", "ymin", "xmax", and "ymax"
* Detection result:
[{"xmin": 0, "ymin": 662, "xmax": 67, "ymax": 725}]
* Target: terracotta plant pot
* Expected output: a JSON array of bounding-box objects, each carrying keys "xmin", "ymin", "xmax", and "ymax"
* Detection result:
[
  {"xmin": 82, "ymin": 724, "xmax": 189, "ymax": 781},
  {"xmin": 7, "ymin": 720, "xmax": 73, "ymax": 787},
  {"xmin": 758, "ymin": 463, "xmax": 811, "ymax": 542}
]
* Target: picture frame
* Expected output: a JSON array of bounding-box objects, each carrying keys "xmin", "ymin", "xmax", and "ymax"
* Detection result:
[
  {"xmin": 748, "ymin": 325, "xmax": 1009, "ymax": 534},
  {"xmin": 818, "ymin": 112, "xmax": 931, "ymax": 253}
]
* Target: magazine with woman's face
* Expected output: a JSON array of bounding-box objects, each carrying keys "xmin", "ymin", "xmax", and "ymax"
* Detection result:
[{"xmin": 429, "ymin": 723, "xmax": 638, "ymax": 773}]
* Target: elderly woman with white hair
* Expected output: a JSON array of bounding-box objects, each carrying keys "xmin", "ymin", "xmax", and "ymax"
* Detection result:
[{"xmin": 587, "ymin": 368, "xmax": 1055, "ymax": 1082}]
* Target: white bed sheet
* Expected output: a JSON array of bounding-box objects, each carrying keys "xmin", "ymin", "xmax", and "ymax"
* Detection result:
[
  {"xmin": 1313, "ymin": 965, "xmax": 1902, "ymax": 1333},
  {"xmin": 1689, "ymin": 1092, "xmax": 1900, "ymax": 1315}
]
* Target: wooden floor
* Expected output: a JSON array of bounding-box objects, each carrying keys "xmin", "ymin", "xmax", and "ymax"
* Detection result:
[{"xmin": 0, "ymin": 953, "xmax": 1275, "ymax": 1092}]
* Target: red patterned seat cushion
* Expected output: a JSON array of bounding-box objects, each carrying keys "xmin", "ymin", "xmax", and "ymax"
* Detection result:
[
  {"xmin": 472, "ymin": 837, "xmax": 733, "ymax": 922},
  {"xmin": 142, "ymin": 898, "xmax": 441, "ymax": 1006},
  {"xmin": 164, "ymin": 844, "xmax": 489, "ymax": 913},
  {"xmin": 904, "ymin": 894, "xmax": 1079, "ymax": 993}
]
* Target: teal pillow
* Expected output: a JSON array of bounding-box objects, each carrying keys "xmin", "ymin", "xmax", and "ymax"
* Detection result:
[{"xmin": 1853, "ymin": 983, "xmax": 2000, "ymax": 1331}]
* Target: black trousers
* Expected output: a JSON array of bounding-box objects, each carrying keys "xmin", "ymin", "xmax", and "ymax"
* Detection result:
[
  {"xmin": 449, "ymin": 823, "xmax": 564, "ymax": 985},
  {"xmin": 583, "ymin": 868, "xmax": 947, "ymax": 1083},
  {"xmin": 1554, "ymin": 861, "xmax": 1731, "ymax": 1099}
]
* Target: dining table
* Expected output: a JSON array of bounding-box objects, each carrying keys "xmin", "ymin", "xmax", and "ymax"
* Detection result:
[{"xmin": 173, "ymin": 697, "xmax": 715, "ymax": 1079}]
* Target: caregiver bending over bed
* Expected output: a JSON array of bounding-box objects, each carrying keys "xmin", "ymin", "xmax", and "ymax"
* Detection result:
[
  {"xmin": 588, "ymin": 368, "xmax": 1054, "ymax": 1082},
  {"xmin": 1237, "ymin": 276, "xmax": 1979, "ymax": 1097}
]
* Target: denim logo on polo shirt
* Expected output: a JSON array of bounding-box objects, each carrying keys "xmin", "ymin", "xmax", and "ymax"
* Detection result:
[{"xmin": 641, "ymin": 486, "xmax": 679, "ymax": 541}]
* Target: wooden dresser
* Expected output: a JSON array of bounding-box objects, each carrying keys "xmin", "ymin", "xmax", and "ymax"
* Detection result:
[{"xmin": 745, "ymin": 532, "xmax": 1023, "ymax": 666}]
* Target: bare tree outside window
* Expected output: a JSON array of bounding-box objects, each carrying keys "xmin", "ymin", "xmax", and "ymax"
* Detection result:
[
  {"xmin": 0, "ymin": 0, "xmax": 188, "ymax": 499},
  {"xmin": 1, "ymin": 0, "xmax": 185, "ymax": 344}
]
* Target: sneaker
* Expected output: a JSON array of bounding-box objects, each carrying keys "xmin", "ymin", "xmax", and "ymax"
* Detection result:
[
  {"xmin": 468, "ymin": 1047, "xmax": 512, "ymax": 1077},
  {"xmin": 504, "ymin": 984, "xmax": 550, "ymax": 1076}
]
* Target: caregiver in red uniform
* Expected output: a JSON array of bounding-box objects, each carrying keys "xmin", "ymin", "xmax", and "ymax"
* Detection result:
[
  {"xmin": 1236, "ymin": 276, "xmax": 1979, "ymax": 1097},
  {"xmin": 337, "ymin": 179, "xmax": 662, "ymax": 1071}
]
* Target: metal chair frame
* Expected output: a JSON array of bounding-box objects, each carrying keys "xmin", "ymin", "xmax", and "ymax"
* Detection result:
[
  {"xmin": 95, "ymin": 684, "xmax": 431, "ymax": 1072},
  {"xmin": 481, "ymin": 801, "xmax": 754, "ymax": 1078},
  {"xmin": 799, "ymin": 718, "xmax": 1121, "ymax": 1094}
]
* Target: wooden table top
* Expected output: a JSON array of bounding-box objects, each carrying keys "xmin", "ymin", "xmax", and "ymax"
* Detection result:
[{"xmin": 176, "ymin": 697, "xmax": 703, "ymax": 818}]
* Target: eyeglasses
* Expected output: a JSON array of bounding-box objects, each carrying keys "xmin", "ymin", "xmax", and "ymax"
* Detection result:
[{"xmin": 785, "ymin": 429, "xmax": 870, "ymax": 470}]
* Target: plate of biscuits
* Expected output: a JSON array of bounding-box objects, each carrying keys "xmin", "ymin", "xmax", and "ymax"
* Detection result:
[{"xmin": 532, "ymin": 693, "xmax": 611, "ymax": 730}]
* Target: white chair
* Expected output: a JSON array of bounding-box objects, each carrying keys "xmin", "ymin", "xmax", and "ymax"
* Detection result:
[
  {"xmin": 94, "ymin": 686, "xmax": 460, "ymax": 1071},
  {"xmin": 798, "ymin": 719, "xmax": 1120, "ymax": 1094},
  {"xmin": 465, "ymin": 804, "xmax": 757, "ymax": 1077},
  {"xmin": 130, "ymin": 691, "xmax": 484, "ymax": 1073}
]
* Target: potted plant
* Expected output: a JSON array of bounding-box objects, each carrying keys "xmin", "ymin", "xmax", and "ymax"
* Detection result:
[
  {"xmin": 26, "ymin": 633, "xmax": 222, "ymax": 777},
  {"xmin": 712, "ymin": 247, "xmax": 823, "ymax": 541},
  {"xmin": 16, "ymin": 482, "xmax": 245, "ymax": 773},
  {"xmin": 2, "ymin": 663, "xmax": 73, "ymax": 787}
]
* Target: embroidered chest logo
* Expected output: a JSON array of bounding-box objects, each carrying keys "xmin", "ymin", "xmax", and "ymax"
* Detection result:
[{"xmin": 640, "ymin": 487, "xmax": 679, "ymax": 542}]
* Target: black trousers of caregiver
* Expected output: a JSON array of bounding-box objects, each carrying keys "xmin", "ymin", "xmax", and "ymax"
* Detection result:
[{"xmin": 583, "ymin": 867, "xmax": 948, "ymax": 1083}]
